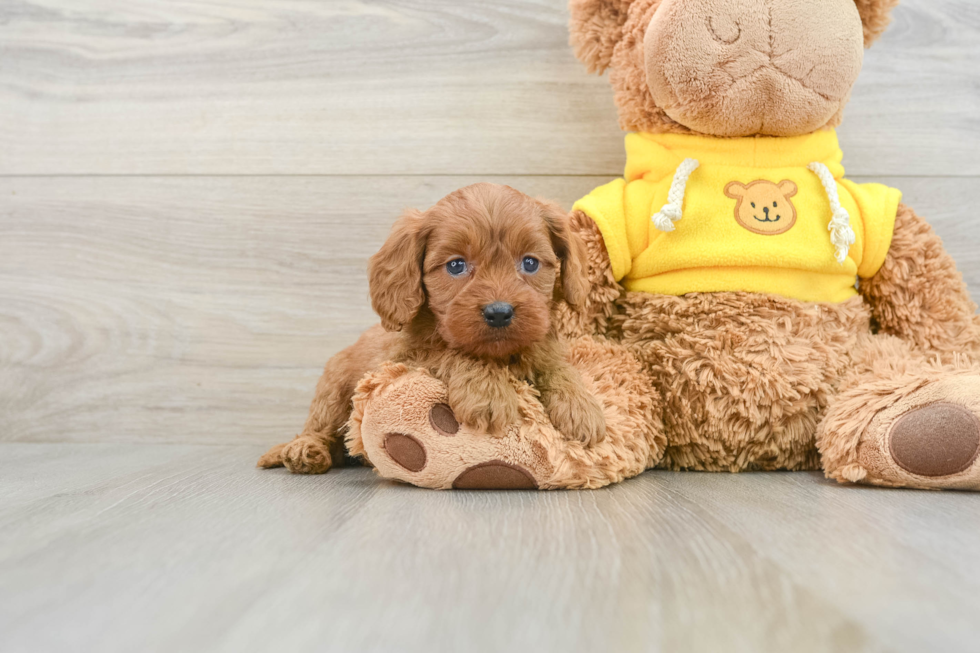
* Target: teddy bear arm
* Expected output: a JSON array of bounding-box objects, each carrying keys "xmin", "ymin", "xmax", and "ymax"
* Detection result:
[
  {"xmin": 554, "ymin": 210, "xmax": 625, "ymax": 340},
  {"xmin": 860, "ymin": 203, "xmax": 980, "ymax": 358}
]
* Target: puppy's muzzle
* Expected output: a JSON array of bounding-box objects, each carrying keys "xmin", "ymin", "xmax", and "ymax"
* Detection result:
[{"xmin": 483, "ymin": 302, "xmax": 514, "ymax": 328}]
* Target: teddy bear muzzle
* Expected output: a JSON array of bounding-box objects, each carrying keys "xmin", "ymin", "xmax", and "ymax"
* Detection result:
[{"xmin": 642, "ymin": 0, "xmax": 866, "ymax": 137}]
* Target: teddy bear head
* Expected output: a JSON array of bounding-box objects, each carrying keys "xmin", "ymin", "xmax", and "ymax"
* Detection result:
[{"xmin": 569, "ymin": 0, "xmax": 900, "ymax": 137}]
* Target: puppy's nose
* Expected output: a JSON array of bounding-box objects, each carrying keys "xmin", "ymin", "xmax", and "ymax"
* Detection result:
[{"xmin": 483, "ymin": 302, "xmax": 514, "ymax": 328}]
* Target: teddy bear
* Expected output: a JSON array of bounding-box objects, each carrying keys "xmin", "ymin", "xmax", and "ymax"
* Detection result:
[{"xmin": 342, "ymin": 0, "xmax": 980, "ymax": 491}]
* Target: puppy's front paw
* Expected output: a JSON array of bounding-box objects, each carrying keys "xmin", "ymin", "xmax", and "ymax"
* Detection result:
[
  {"xmin": 449, "ymin": 388, "xmax": 521, "ymax": 439},
  {"xmin": 279, "ymin": 436, "xmax": 333, "ymax": 474},
  {"xmin": 544, "ymin": 390, "xmax": 606, "ymax": 447},
  {"xmin": 257, "ymin": 442, "xmax": 287, "ymax": 468},
  {"xmin": 486, "ymin": 399, "xmax": 521, "ymax": 438},
  {"xmin": 454, "ymin": 403, "xmax": 519, "ymax": 438}
]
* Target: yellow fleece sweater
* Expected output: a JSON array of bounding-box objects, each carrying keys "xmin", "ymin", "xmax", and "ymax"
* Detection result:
[{"xmin": 572, "ymin": 130, "xmax": 902, "ymax": 303}]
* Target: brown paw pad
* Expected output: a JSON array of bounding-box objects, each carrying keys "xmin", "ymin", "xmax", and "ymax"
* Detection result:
[
  {"xmin": 452, "ymin": 461, "xmax": 537, "ymax": 490},
  {"xmin": 889, "ymin": 402, "xmax": 980, "ymax": 477},
  {"xmin": 429, "ymin": 403, "xmax": 459, "ymax": 436},
  {"xmin": 383, "ymin": 433, "xmax": 427, "ymax": 472}
]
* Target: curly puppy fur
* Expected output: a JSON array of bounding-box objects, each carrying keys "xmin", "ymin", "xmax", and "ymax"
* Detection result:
[{"xmin": 258, "ymin": 183, "xmax": 605, "ymax": 474}]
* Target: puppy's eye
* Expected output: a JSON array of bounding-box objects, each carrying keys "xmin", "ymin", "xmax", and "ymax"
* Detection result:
[
  {"xmin": 446, "ymin": 258, "xmax": 467, "ymax": 276},
  {"xmin": 521, "ymin": 256, "xmax": 539, "ymax": 274}
]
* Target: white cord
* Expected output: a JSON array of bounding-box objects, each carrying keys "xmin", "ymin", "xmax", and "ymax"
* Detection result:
[
  {"xmin": 651, "ymin": 158, "xmax": 700, "ymax": 232},
  {"xmin": 808, "ymin": 162, "xmax": 855, "ymax": 265},
  {"xmin": 652, "ymin": 159, "xmax": 855, "ymax": 265}
]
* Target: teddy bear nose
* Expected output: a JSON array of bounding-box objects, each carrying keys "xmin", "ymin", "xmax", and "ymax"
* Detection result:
[{"xmin": 483, "ymin": 302, "xmax": 514, "ymax": 328}]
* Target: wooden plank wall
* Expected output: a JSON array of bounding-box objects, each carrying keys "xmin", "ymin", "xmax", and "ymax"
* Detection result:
[{"xmin": 2, "ymin": 0, "xmax": 979, "ymax": 445}]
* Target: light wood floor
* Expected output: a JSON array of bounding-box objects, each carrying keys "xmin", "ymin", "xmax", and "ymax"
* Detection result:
[{"xmin": 2, "ymin": 1, "xmax": 979, "ymax": 651}]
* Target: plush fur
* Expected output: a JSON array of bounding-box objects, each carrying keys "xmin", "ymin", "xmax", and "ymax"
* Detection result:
[
  {"xmin": 854, "ymin": 0, "xmax": 902, "ymax": 46},
  {"xmin": 258, "ymin": 183, "xmax": 605, "ymax": 474},
  {"xmin": 569, "ymin": 0, "xmax": 634, "ymax": 74},
  {"xmin": 560, "ymin": 205, "xmax": 980, "ymax": 476},
  {"xmin": 569, "ymin": 0, "xmax": 898, "ymax": 135},
  {"xmin": 817, "ymin": 335, "xmax": 980, "ymax": 488},
  {"xmin": 555, "ymin": 0, "xmax": 980, "ymax": 490},
  {"xmin": 343, "ymin": 0, "xmax": 980, "ymax": 492},
  {"xmin": 859, "ymin": 204, "xmax": 980, "ymax": 359}
]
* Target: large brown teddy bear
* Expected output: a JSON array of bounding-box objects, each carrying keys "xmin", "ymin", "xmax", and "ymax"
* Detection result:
[{"xmin": 342, "ymin": 0, "xmax": 980, "ymax": 490}]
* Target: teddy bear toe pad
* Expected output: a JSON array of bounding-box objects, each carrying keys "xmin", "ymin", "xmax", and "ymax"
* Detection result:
[
  {"xmin": 452, "ymin": 461, "xmax": 538, "ymax": 490},
  {"xmin": 428, "ymin": 403, "xmax": 459, "ymax": 436},
  {"xmin": 383, "ymin": 433, "xmax": 428, "ymax": 473},
  {"xmin": 888, "ymin": 403, "xmax": 980, "ymax": 477},
  {"xmin": 846, "ymin": 375, "xmax": 980, "ymax": 490}
]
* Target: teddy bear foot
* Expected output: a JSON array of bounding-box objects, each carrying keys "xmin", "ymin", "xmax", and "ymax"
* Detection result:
[
  {"xmin": 887, "ymin": 402, "xmax": 980, "ymax": 478},
  {"xmin": 379, "ymin": 402, "xmax": 543, "ymax": 490},
  {"xmin": 345, "ymin": 363, "xmax": 553, "ymax": 489},
  {"xmin": 828, "ymin": 375, "xmax": 980, "ymax": 490},
  {"xmin": 382, "ymin": 414, "xmax": 543, "ymax": 490},
  {"xmin": 344, "ymin": 337, "xmax": 666, "ymax": 490}
]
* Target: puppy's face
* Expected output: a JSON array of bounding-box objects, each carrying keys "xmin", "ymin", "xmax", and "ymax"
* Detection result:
[
  {"xmin": 422, "ymin": 197, "xmax": 557, "ymax": 359},
  {"xmin": 368, "ymin": 183, "xmax": 589, "ymax": 360}
]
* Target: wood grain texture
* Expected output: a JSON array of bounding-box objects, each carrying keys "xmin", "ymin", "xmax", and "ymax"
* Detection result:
[
  {"xmin": 1, "ymin": 0, "xmax": 978, "ymax": 176},
  {"xmin": 0, "ymin": 175, "xmax": 602, "ymax": 445},
  {"xmin": 1, "ymin": 444, "xmax": 979, "ymax": 653},
  {"xmin": 3, "ymin": 175, "xmax": 979, "ymax": 446},
  {"xmin": 2, "ymin": 1, "xmax": 979, "ymax": 651}
]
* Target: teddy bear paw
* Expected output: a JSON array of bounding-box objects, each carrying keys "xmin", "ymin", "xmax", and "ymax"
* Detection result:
[
  {"xmin": 346, "ymin": 365, "xmax": 552, "ymax": 490},
  {"xmin": 848, "ymin": 376, "xmax": 980, "ymax": 490}
]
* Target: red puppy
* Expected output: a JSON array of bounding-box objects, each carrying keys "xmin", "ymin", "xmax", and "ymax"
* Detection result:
[{"xmin": 258, "ymin": 183, "xmax": 606, "ymax": 474}]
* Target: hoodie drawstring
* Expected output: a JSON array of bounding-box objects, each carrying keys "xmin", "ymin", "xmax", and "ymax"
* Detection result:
[
  {"xmin": 650, "ymin": 159, "xmax": 856, "ymax": 266},
  {"xmin": 651, "ymin": 158, "xmax": 700, "ymax": 232},
  {"xmin": 807, "ymin": 162, "xmax": 856, "ymax": 265}
]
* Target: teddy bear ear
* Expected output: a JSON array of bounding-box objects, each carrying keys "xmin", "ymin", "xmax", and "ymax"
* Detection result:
[
  {"xmin": 854, "ymin": 0, "xmax": 901, "ymax": 47},
  {"xmin": 568, "ymin": 0, "xmax": 636, "ymax": 74}
]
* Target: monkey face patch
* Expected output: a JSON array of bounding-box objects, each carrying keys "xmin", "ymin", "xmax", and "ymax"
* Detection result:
[{"xmin": 724, "ymin": 180, "xmax": 798, "ymax": 235}]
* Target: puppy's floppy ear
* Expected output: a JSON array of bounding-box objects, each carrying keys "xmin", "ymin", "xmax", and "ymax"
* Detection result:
[
  {"xmin": 854, "ymin": 0, "xmax": 900, "ymax": 47},
  {"xmin": 368, "ymin": 209, "xmax": 427, "ymax": 332},
  {"xmin": 539, "ymin": 200, "xmax": 590, "ymax": 308},
  {"xmin": 569, "ymin": 0, "xmax": 635, "ymax": 74}
]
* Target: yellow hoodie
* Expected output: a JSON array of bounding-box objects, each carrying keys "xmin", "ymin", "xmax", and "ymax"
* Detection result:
[{"xmin": 572, "ymin": 130, "xmax": 902, "ymax": 303}]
